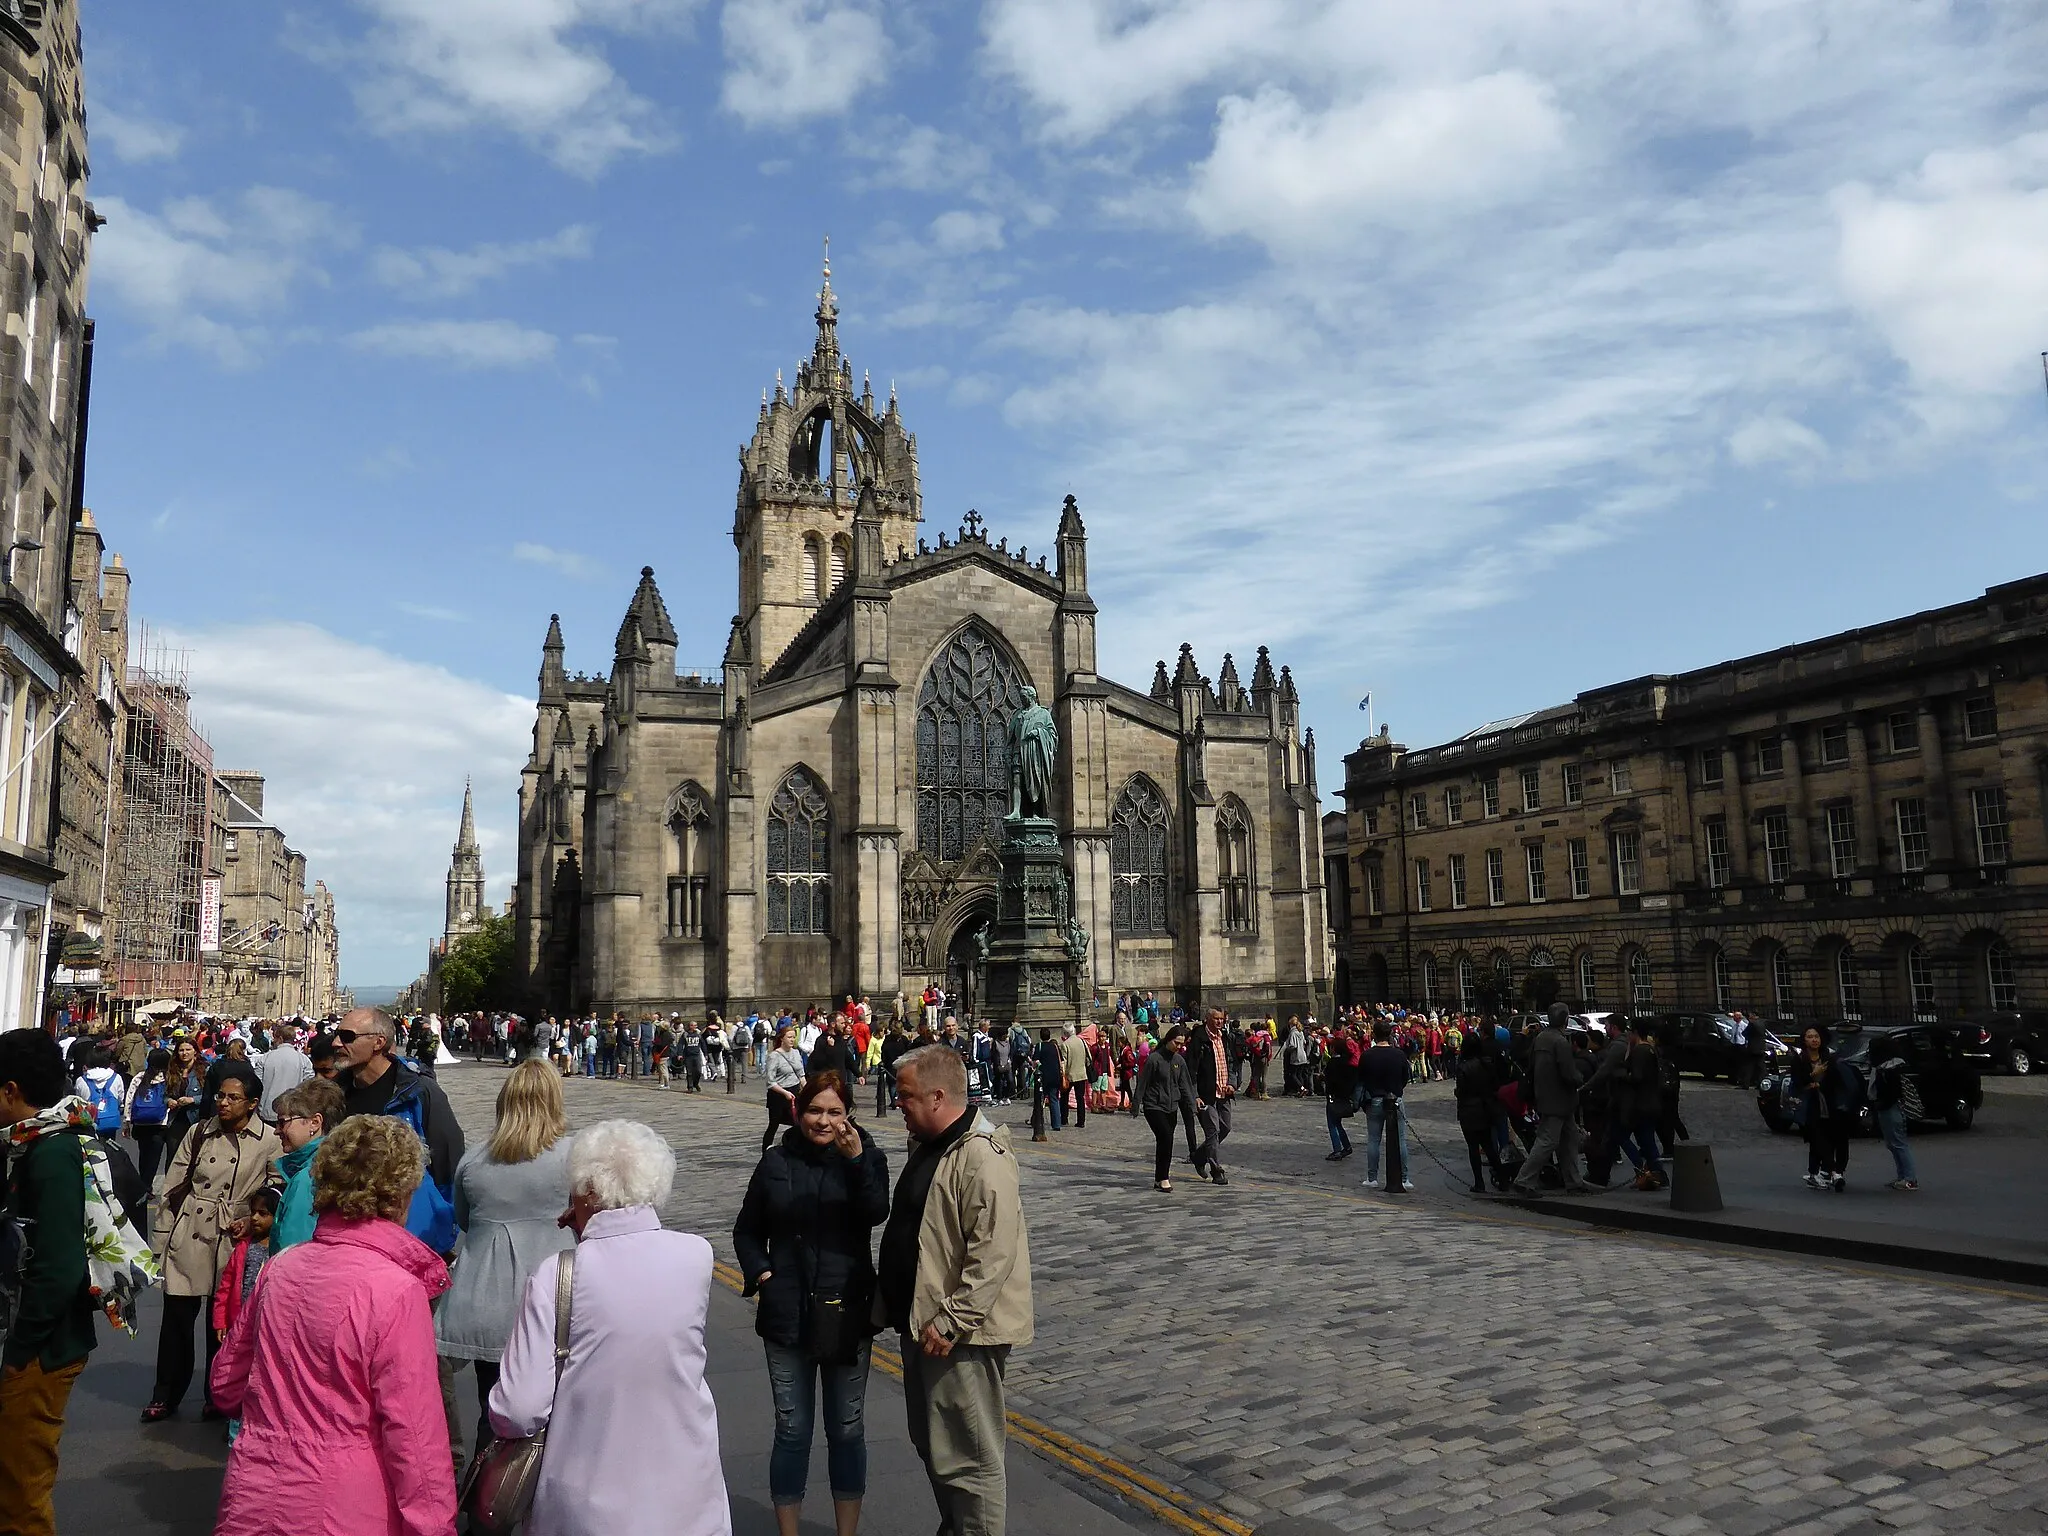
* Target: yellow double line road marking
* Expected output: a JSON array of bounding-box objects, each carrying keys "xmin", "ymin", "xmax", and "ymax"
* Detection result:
[{"xmin": 710, "ymin": 1260, "xmax": 1249, "ymax": 1536}]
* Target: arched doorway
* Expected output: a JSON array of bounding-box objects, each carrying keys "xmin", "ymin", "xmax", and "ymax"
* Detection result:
[
  {"xmin": 1364, "ymin": 953, "xmax": 1390, "ymax": 1004},
  {"xmin": 941, "ymin": 894, "xmax": 998, "ymax": 1022}
]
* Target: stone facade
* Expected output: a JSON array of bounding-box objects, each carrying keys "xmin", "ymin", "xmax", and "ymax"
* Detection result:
[
  {"xmin": 1332, "ymin": 575, "xmax": 2048, "ymax": 1025},
  {"xmin": 516, "ymin": 270, "xmax": 1329, "ymax": 1021},
  {"xmin": 201, "ymin": 771, "xmax": 315, "ymax": 1018},
  {"xmin": 0, "ymin": 0, "xmax": 92, "ymax": 1028},
  {"xmin": 47, "ymin": 506, "xmax": 121, "ymax": 1013}
]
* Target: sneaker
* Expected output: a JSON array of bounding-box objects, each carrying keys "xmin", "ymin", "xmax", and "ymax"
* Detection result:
[
  {"xmin": 140, "ymin": 1402, "xmax": 173, "ymax": 1424},
  {"xmin": 1210, "ymin": 1166, "xmax": 1228, "ymax": 1186},
  {"xmin": 1832, "ymin": 1175, "xmax": 1846, "ymax": 1192},
  {"xmin": 1802, "ymin": 1173, "xmax": 1821, "ymax": 1189},
  {"xmin": 1399, "ymin": 1181, "xmax": 1415, "ymax": 1193},
  {"xmin": 1364, "ymin": 1175, "xmax": 1383, "ymax": 1190},
  {"xmin": 1324, "ymin": 1150, "xmax": 1346, "ymax": 1161},
  {"xmin": 1889, "ymin": 1179, "xmax": 1919, "ymax": 1191}
]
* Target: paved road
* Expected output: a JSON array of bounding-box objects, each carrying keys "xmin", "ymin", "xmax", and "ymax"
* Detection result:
[{"xmin": 55, "ymin": 1063, "xmax": 2048, "ymax": 1535}]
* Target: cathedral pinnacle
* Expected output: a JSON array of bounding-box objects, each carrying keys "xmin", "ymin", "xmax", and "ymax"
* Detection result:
[
  {"xmin": 813, "ymin": 235, "xmax": 840, "ymax": 367},
  {"xmin": 456, "ymin": 779, "xmax": 479, "ymax": 855}
]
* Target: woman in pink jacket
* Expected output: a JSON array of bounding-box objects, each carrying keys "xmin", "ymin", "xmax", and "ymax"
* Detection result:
[{"xmin": 209, "ymin": 1114, "xmax": 456, "ymax": 1536}]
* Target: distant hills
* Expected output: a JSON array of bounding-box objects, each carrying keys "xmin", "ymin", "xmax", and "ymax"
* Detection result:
[{"xmin": 347, "ymin": 985, "xmax": 407, "ymax": 1009}]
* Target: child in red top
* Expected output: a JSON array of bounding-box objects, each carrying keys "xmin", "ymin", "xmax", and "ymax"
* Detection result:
[{"xmin": 213, "ymin": 1187, "xmax": 279, "ymax": 1342}]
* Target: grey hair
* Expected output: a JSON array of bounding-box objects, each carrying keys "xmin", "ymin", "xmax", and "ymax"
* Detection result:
[
  {"xmin": 896, "ymin": 1043, "xmax": 967, "ymax": 1102},
  {"xmin": 568, "ymin": 1120, "xmax": 676, "ymax": 1211}
]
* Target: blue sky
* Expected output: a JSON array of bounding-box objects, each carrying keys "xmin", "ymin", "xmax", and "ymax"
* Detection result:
[{"xmin": 80, "ymin": 1, "xmax": 2048, "ymax": 985}]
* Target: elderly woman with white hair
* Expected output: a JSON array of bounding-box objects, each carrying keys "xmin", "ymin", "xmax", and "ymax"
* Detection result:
[{"xmin": 488, "ymin": 1120, "xmax": 731, "ymax": 1536}]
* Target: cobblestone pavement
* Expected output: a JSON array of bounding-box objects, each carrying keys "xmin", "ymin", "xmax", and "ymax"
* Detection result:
[{"xmin": 440, "ymin": 1063, "xmax": 2048, "ymax": 1536}]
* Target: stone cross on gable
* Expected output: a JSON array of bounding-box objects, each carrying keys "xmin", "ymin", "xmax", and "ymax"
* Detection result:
[{"xmin": 961, "ymin": 509, "xmax": 985, "ymax": 540}]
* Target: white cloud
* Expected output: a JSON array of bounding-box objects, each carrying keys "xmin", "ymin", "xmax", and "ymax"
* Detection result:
[
  {"xmin": 512, "ymin": 541, "xmax": 601, "ymax": 580},
  {"xmin": 170, "ymin": 622, "xmax": 530, "ymax": 984},
  {"xmin": 930, "ymin": 210, "xmax": 1004, "ymax": 255},
  {"xmin": 1833, "ymin": 133, "xmax": 2048, "ymax": 397},
  {"xmin": 92, "ymin": 188, "xmax": 353, "ymax": 365},
  {"xmin": 347, "ymin": 319, "xmax": 559, "ymax": 369},
  {"xmin": 337, "ymin": 0, "xmax": 692, "ymax": 173},
  {"xmin": 94, "ymin": 106, "xmax": 186, "ymax": 163},
  {"xmin": 372, "ymin": 224, "xmax": 595, "ymax": 298},
  {"xmin": 721, "ymin": 0, "xmax": 889, "ymax": 127},
  {"xmin": 1188, "ymin": 75, "xmax": 1568, "ymax": 251},
  {"xmin": 1729, "ymin": 415, "xmax": 1828, "ymax": 468}
]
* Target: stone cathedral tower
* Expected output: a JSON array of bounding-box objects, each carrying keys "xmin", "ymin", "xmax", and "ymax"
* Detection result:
[
  {"xmin": 444, "ymin": 780, "xmax": 486, "ymax": 946},
  {"xmin": 735, "ymin": 249, "xmax": 921, "ymax": 669}
]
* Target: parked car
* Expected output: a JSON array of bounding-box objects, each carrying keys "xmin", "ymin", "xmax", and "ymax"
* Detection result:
[
  {"xmin": 1960, "ymin": 1012, "xmax": 2048, "ymax": 1075},
  {"xmin": 1757, "ymin": 1022, "xmax": 1984, "ymax": 1134},
  {"xmin": 1644, "ymin": 1011, "xmax": 1754, "ymax": 1081}
]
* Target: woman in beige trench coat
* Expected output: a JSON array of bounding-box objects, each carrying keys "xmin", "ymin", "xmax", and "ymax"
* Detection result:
[{"xmin": 142, "ymin": 1060, "xmax": 280, "ymax": 1422}]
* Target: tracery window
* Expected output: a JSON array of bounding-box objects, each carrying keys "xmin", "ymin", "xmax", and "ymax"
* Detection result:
[
  {"xmin": 1217, "ymin": 797, "xmax": 1254, "ymax": 932},
  {"xmin": 915, "ymin": 623, "xmax": 1027, "ymax": 865},
  {"xmin": 766, "ymin": 768, "xmax": 831, "ymax": 934},
  {"xmin": 666, "ymin": 782, "xmax": 713, "ymax": 939},
  {"xmin": 1111, "ymin": 778, "xmax": 1170, "ymax": 935}
]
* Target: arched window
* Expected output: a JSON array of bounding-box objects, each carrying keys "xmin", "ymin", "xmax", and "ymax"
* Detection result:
[
  {"xmin": 915, "ymin": 623, "xmax": 1027, "ymax": 865},
  {"xmin": 1456, "ymin": 954, "xmax": 1475, "ymax": 1009},
  {"xmin": 1111, "ymin": 777, "xmax": 1171, "ymax": 935},
  {"xmin": 1421, "ymin": 954, "xmax": 1440, "ymax": 1008},
  {"xmin": 1904, "ymin": 941, "xmax": 1936, "ymax": 1020},
  {"xmin": 1988, "ymin": 940, "xmax": 2020, "ymax": 1010},
  {"xmin": 1217, "ymin": 797, "xmax": 1254, "ymax": 933},
  {"xmin": 666, "ymin": 782, "xmax": 713, "ymax": 939},
  {"xmin": 1766, "ymin": 945, "xmax": 1794, "ymax": 1019},
  {"xmin": 1834, "ymin": 944, "xmax": 1861, "ymax": 1020},
  {"xmin": 1577, "ymin": 951, "xmax": 1596, "ymax": 1003},
  {"xmin": 1626, "ymin": 948, "xmax": 1653, "ymax": 1011},
  {"xmin": 1528, "ymin": 946, "xmax": 1555, "ymax": 971},
  {"xmin": 1709, "ymin": 947, "xmax": 1733, "ymax": 1011},
  {"xmin": 801, "ymin": 536, "xmax": 822, "ymax": 601},
  {"xmin": 829, "ymin": 535, "xmax": 850, "ymax": 593},
  {"xmin": 766, "ymin": 768, "xmax": 831, "ymax": 934}
]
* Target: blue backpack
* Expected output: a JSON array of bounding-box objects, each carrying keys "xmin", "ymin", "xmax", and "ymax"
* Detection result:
[
  {"xmin": 84, "ymin": 1075, "xmax": 123, "ymax": 1134},
  {"xmin": 130, "ymin": 1078, "xmax": 167, "ymax": 1125},
  {"xmin": 384, "ymin": 1075, "xmax": 457, "ymax": 1253}
]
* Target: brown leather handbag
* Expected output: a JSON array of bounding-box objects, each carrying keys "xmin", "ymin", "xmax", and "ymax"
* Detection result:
[{"xmin": 460, "ymin": 1250, "xmax": 575, "ymax": 1536}]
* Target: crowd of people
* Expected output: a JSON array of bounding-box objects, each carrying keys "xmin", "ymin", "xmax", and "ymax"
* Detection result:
[{"xmin": 0, "ymin": 1003, "xmax": 1036, "ymax": 1536}]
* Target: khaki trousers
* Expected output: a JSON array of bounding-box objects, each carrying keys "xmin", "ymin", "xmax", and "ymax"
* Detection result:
[
  {"xmin": 0, "ymin": 1356, "xmax": 85, "ymax": 1536},
  {"xmin": 901, "ymin": 1337, "xmax": 1010, "ymax": 1536}
]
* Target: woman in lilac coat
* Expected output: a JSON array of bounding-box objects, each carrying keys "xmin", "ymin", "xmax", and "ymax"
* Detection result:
[{"xmin": 489, "ymin": 1119, "xmax": 731, "ymax": 1536}]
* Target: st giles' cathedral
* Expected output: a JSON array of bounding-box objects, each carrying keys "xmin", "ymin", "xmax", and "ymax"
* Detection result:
[{"xmin": 513, "ymin": 264, "xmax": 1331, "ymax": 1022}]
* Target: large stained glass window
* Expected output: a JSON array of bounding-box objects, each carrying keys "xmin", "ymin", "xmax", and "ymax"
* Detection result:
[
  {"xmin": 766, "ymin": 768, "xmax": 831, "ymax": 934},
  {"xmin": 1111, "ymin": 778, "xmax": 1171, "ymax": 935},
  {"xmin": 915, "ymin": 623, "xmax": 1027, "ymax": 864}
]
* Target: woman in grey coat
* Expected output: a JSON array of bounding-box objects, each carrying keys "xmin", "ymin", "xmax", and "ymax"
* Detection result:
[{"xmin": 436, "ymin": 1058, "xmax": 575, "ymax": 1462}]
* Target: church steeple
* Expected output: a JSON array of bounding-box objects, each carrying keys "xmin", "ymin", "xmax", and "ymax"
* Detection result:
[
  {"xmin": 813, "ymin": 236, "xmax": 839, "ymax": 371},
  {"xmin": 445, "ymin": 780, "xmax": 487, "ymax": 947}
]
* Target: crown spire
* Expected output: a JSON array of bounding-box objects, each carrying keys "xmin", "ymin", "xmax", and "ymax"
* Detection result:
[{"xmin": 813, "ymin": 234, "xmax": 839, "ymax": 368}]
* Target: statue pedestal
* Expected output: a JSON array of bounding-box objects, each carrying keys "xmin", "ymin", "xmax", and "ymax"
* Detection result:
[{"xmin": 980, "ymin": 817, "xmax": 1082, "ymax": 1030}]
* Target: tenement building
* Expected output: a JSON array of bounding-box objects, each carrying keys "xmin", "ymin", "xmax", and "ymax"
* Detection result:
[
  {"xmin": 0, "ymin": 0, "xmax": 93, "ymax": 1030},
  {"xmin": 1332, "ymin": 576, "xmax": 2048, "ymax": 1024},
  {"xmin": 514, "ymin": 265, "xmax": 1328, "ymax": 1021}
]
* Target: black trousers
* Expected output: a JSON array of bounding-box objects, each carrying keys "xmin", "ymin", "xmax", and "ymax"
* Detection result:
[
  {"xmin": 131, "ymin": 1124, "xmax": 169, "ymax": 1192},
  {"xmin": 1144, "ymin": 1108, "xmax": 1177, "ymax": 1183},
  {"xmin": 152, "ymin": 1292, "xmax": 220, "ymax": 1410},
  {"xmin": 1064, "ymin": 1078, "xmax": 1087, "ymax": 1127}
]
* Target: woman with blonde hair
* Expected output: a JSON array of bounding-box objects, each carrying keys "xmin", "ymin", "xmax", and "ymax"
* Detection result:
[
  {"xmin": 434, "ymin": 1058, "xmax": 575, "ymax": 1464},
  {"xmin": 210, "ymin": 1115, "xmax": 456, "ymax": 1534}
]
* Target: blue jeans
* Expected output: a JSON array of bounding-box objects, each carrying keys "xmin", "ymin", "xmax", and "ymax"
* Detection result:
[
  {"xmin": 1876, "ymin": 1105, "xmax": 1917, "ymax": 1181},
  {"xmin": 1616, "ymin": 1122, "xmax": 1663, "ymax": 1176},
  {"xmin": 1365, "ymin": 1096, "xmax": 1408, "ymax": 1184},
  {"xmin": 1325, "ymin": 1100, "xmax": 1352, "ymax": 1154},
  {"xmin": 764, "ymin": 1339, "xmax": 871, "ymax": 1505}
]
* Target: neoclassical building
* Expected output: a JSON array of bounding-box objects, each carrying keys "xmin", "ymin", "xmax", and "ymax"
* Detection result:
[{"xmin": 513, "ymin": 267, "xmax": 1329, "ymax": 1021}]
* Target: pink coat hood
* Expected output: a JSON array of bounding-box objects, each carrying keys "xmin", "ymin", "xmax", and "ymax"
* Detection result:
[{"xmin": 211, "ymin": 1214, "xmax": 456, "ymax": 1536}]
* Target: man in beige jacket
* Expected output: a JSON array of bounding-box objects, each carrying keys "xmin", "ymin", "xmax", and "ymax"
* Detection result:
[
  {"xmin": 1058, "ymin": 1024, "xmax": 1091, "ymax": 1129},
  {"xmin": 877, "ymin": 1044, "xmax": 1034, "ymax": 1536}
]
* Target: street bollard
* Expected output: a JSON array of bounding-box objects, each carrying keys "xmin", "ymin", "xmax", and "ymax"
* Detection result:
[{"xmin": 1670, "ymin": 1142, "xmax": 1723, "ymax": 1212}]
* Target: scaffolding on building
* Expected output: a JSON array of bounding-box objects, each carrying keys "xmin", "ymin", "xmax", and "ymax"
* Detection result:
[{"xmin": 111, "ymin": 626, "xmax": 213, "ymax": 1004}]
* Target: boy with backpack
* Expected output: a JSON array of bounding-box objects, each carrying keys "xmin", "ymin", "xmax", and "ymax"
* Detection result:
[{"xmin": 75, "ymin": 1049, "xmax": 126, "ymax": 1138}]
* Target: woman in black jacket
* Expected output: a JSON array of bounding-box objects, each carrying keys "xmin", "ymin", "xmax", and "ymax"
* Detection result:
[
  {"xmin": 1134, "ymin": 1027, "xmax": 1197, "ymax": 1190},
  {"xmin": 1453, "ymin": 1034, "xmax": 1507, "ymax": 1193},
  {"xmin": 732, "ymin": 1069, "xmax": 890, "ymax": 1536}
]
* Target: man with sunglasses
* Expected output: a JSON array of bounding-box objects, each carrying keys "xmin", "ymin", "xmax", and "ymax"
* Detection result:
[{"xmin": 333, "ymin": 1009, "xmax": 464, "ymax": 1195}]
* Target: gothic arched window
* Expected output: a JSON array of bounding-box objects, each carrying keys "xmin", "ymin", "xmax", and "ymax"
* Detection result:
[
  {"xmin": 915, "ymin": 623, "xmax": 1027, "ymax": 865},
  {"xmin": 1111, "ymin": 778, "xmax": 1170, "ymax": 935},
  {"xmin": 801, "ymin": 536, "xmax": 822, "ymax": 602},
  {"xmin": 829, "ymin": 534, "xmax": 850, "ymax": 593},
  {"xmin": 1217, "ymin": 797, "xmax": 1254, "ymax": 932},
  {"xmin": 666, "ymin": 781, "xmax": 714, "ymax": 939},
  {"xmin": 766, "ymin": 768, "xmax": 831, "ymax": 934}
]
